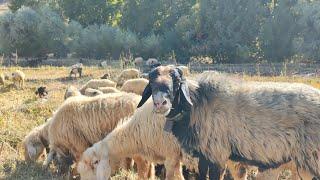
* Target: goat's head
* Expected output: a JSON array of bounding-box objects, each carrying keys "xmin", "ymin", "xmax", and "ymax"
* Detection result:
[{"xmin": 137, "ymin": 65, "xmax": 193, "ymax": 117}]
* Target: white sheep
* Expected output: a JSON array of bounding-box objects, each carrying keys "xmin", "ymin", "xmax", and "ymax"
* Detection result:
[
  {"xmin": 22, "ymin": 118, "xmax": 51, "ymax": 162},
  {"xmin": 120, "ymin": 78, "xmax": 149, "ymax": 95},
  {"xmin": 84, "ymin": 88, "xmax": 104, "ymax": 97},
  {"xmin": 97, "ymin": 87, "xmax": 121, "ymax": 94},
  {"xmin": 77, "ymin": 100, "xmax": 186, "ymax": 180},
  {"xmin": 117, "ymin": 68, "xmax": 140, "ymax": 86},
  {"xmin": 79, "ymin": 79, "xmax": 116, "ymax": 94},
  {"xmin": 64, "ymin": 85, "xmax": 82, "ymax": 100},
  {"xmin": 46, "ymin": 93, "xmax": 152, "ymax": 178},
  {"xmin": 134, "ymin": 57, "xmax": 144, "ymax": 66},
  {"xmin": 146, "ymin": 58, "xmax": 158, "ymax": 66},
  {"xmin": 11, "ymin": 70, "xmax": 25, "ymax": 89}
]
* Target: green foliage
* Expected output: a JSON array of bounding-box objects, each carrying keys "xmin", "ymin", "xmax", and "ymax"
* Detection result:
[{"xmin": 3, "ymin": 0, "xmax": 320, "ymax": 63}]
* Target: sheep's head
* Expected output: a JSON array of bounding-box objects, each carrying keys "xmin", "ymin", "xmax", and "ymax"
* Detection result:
[
  {"xmin": 77, "ymin": 145, "xmax": 111, "ymax": 180},
  {"xmin": 137, "ymin": 65, "xmax": 193, "ymax": 126},
  {"xmin": 22, "ymin": 135, "xmax": 46, "ymax": 161}
]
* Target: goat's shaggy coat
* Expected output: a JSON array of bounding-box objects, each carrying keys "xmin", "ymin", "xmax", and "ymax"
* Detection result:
[
  {"xmin": 120, "ymin": 78, "xmax": 149, "ymax": 95},
  {"xmin": 79, "ymin": 79, "xmax": 116, "ymax": 94},
  {"xmin": 137, "ymin": 66, "xmax": 320, "ymax": 179},
  {"xmin": 22, "ymin": 119, "xmax": 51, "ymax": 161}
]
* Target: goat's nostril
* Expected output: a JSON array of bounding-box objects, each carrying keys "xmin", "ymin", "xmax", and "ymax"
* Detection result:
[{"xmin": 162, "ymin": 100, "xmax": 167, "ymax": 106}]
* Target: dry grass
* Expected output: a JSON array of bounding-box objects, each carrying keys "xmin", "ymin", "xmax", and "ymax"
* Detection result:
[{"xmin": 0, "ymin": 66, "xmax": 319, "ymax": 179}]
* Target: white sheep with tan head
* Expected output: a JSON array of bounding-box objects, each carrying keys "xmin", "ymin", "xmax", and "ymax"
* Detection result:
[
  {"xmin": 117, "ymin": 68, "xmax": 140, "ymax": 87},
  {"xmin": 120, "ymin": 78, "xmax": 149, "ymax": 95},
  {"xmin": 79, "ymin": 79, "xmax": 116, "ymax": 94}
]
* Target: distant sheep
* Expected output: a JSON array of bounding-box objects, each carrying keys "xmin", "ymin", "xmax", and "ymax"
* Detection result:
[
  {"xmin": 100, "ymin": 61, "xmax": 108, "ymax": 68},
  {"xmin": 0, "ymin": 73, "xmax": 5, "ymax": 87},
  {"xmin": 22, "ymin": 119, "xmax": 51, "ymax": 162},
  {"xmin": 120, "ymin": 78, "xmax": 149, "ymax": 95},
  {"xmin": 137, "ymin": 65, "xmax": 320, "ymax": 179},
  {"xmin": 11, "ymin": 70, "xmax": 25, "ymax": 89},
  {"xmin": 117, "ymin": 68, "xmax": 140, "ymax": 86},
  {"xmin": 84, "ymin": 88, "xmax": 103, "ymax": 97},
  {"xmin": 64, "ymin": 85, "xmax": 81, "ymax": 100},
  {"xmin": 146, "ymin": 58, "xmax": 158, "ymax": 66},
  {"xmin": 69, "ymin": 63, "xmax": 83, "ymax": 78},
  {"xmin": 134, "ymin": 57, "xmax": 143, "ymax": 66},
  {"xmin": 98, "ymin": 87, "xmax": 121, "ymax": 94},
  {"xmin": 46, "ymin": 93, "xmax": 146, "ymax": 176},
  {"xmin": 79, "ymin": 79, "xmax": 116, "ymax": 94}
]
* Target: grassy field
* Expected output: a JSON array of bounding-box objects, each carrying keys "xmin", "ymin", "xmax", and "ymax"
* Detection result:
[{"xmin": 0, "ymin": 66, "xmax": 319, "ymax": 179}]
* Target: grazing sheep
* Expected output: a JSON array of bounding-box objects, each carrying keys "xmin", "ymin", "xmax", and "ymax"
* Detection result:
[
  {"xmin": 84, "ymin": 88, "xmax": 103, "ymax": 97},
  {"xmin": 35, "ymin": 86, "xmax": 48, "ymax": 98},
  {"xmin": 134, "ymin": 57, "xmax": 144, "ymax": 67},
  {"xmin": 120, "ymin": 78, "xmax": 149, "ymax": 95},
  {"xmin": 146, "ymin": 58, "xmax": 158, "ymax": 66},
  {"xmin": 22, "ymin": 119, "xmax": 51, "ymax": 162},
  {"xmin": 100, "ymin": 61, "xmax": 108, "ymax": 68},
  {"xmin": 79, "ymin": 79, "xmax": 116, "ymax": 94},
  {"xmin": 177, "ymin": 65, "xmax": 190, "ymax": 76},
  {"xmin": 0, "ymin": 73, "xmax": 5, "ymax": 87},
  {"xmin": 11, "ymin": 70, "xmax": 25, "ymax": 89},
  {"xmin": 77, "ymin": 99, "xmax": 185, "ymax": 180},
  {"xmin": 137, "ymin": 65, "xmax": 320, "ymax": 179},
  {"xmin": 46, "ymin": 93, "xmax": 147, "ymax": 176},
  {"xmin": 64, "ymin": 85, "xmax": 82, "ymax": 100},
  {"xmin": 117, "ymin": 68, "xmax": 140, "ymax": 86},
  {"xmin": 69, "ymin": 63, "xmax": 83, "ymax": 78},
  {"xmin": 98, "ymin": 87, "xmax": 121, "ymax": 94}
]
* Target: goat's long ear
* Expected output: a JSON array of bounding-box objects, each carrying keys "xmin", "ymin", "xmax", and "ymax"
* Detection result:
[
  {"xmin": 180, "ymin": 81, "xmax": 193, "ymax": 107},
  {"xmin": 137, "ymin": 83, "xmax": 152, "ymax": 108}
]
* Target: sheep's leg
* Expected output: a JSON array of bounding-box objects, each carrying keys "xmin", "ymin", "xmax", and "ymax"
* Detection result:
[
  {"xmin": 198, "ymin": 154, "xmax": 209, "ymax": 180},
  {"xmin": 43, "ymin": 149, "xmax": 56, "ymax": 168},
  {"xmin": 164, "ymin": 159, "xmax": 184, "ymax": 180},
  {"xmin": 134, "ymin": 156, "xmax": 153, "ymax": 180}
]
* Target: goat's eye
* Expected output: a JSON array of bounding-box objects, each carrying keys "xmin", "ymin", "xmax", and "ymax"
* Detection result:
[{"xmin": 93, "ymin": 160, "xmax": 99, "ymax": 165}]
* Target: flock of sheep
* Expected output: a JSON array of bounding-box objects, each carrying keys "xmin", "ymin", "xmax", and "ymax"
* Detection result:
[{"xmin": 19, "ymin": 61, "xmax": 320, "ymax": 180}]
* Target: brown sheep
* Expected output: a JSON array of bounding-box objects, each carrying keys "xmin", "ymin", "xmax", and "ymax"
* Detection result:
[
  {"xmin": 120, "ymin": 78, "xmax": 149, "ymax": 95},
  {"xmin": 137, "ymin": 65, "xmax": 320, "ymax": 179}
]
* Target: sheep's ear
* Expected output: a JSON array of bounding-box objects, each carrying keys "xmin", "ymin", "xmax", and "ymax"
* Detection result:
[
  {"xmin": 180, "ymin": 82, "xmax": 193, "ymax": 107},
  {"xmin": 137, "ymin": 83, "xmax": 152, "ymax": 108}
]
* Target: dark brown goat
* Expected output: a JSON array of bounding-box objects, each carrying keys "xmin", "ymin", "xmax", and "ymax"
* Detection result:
[{"xmin": 137, "ymin": 65, "xmax": 320, "ymax": 179}]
